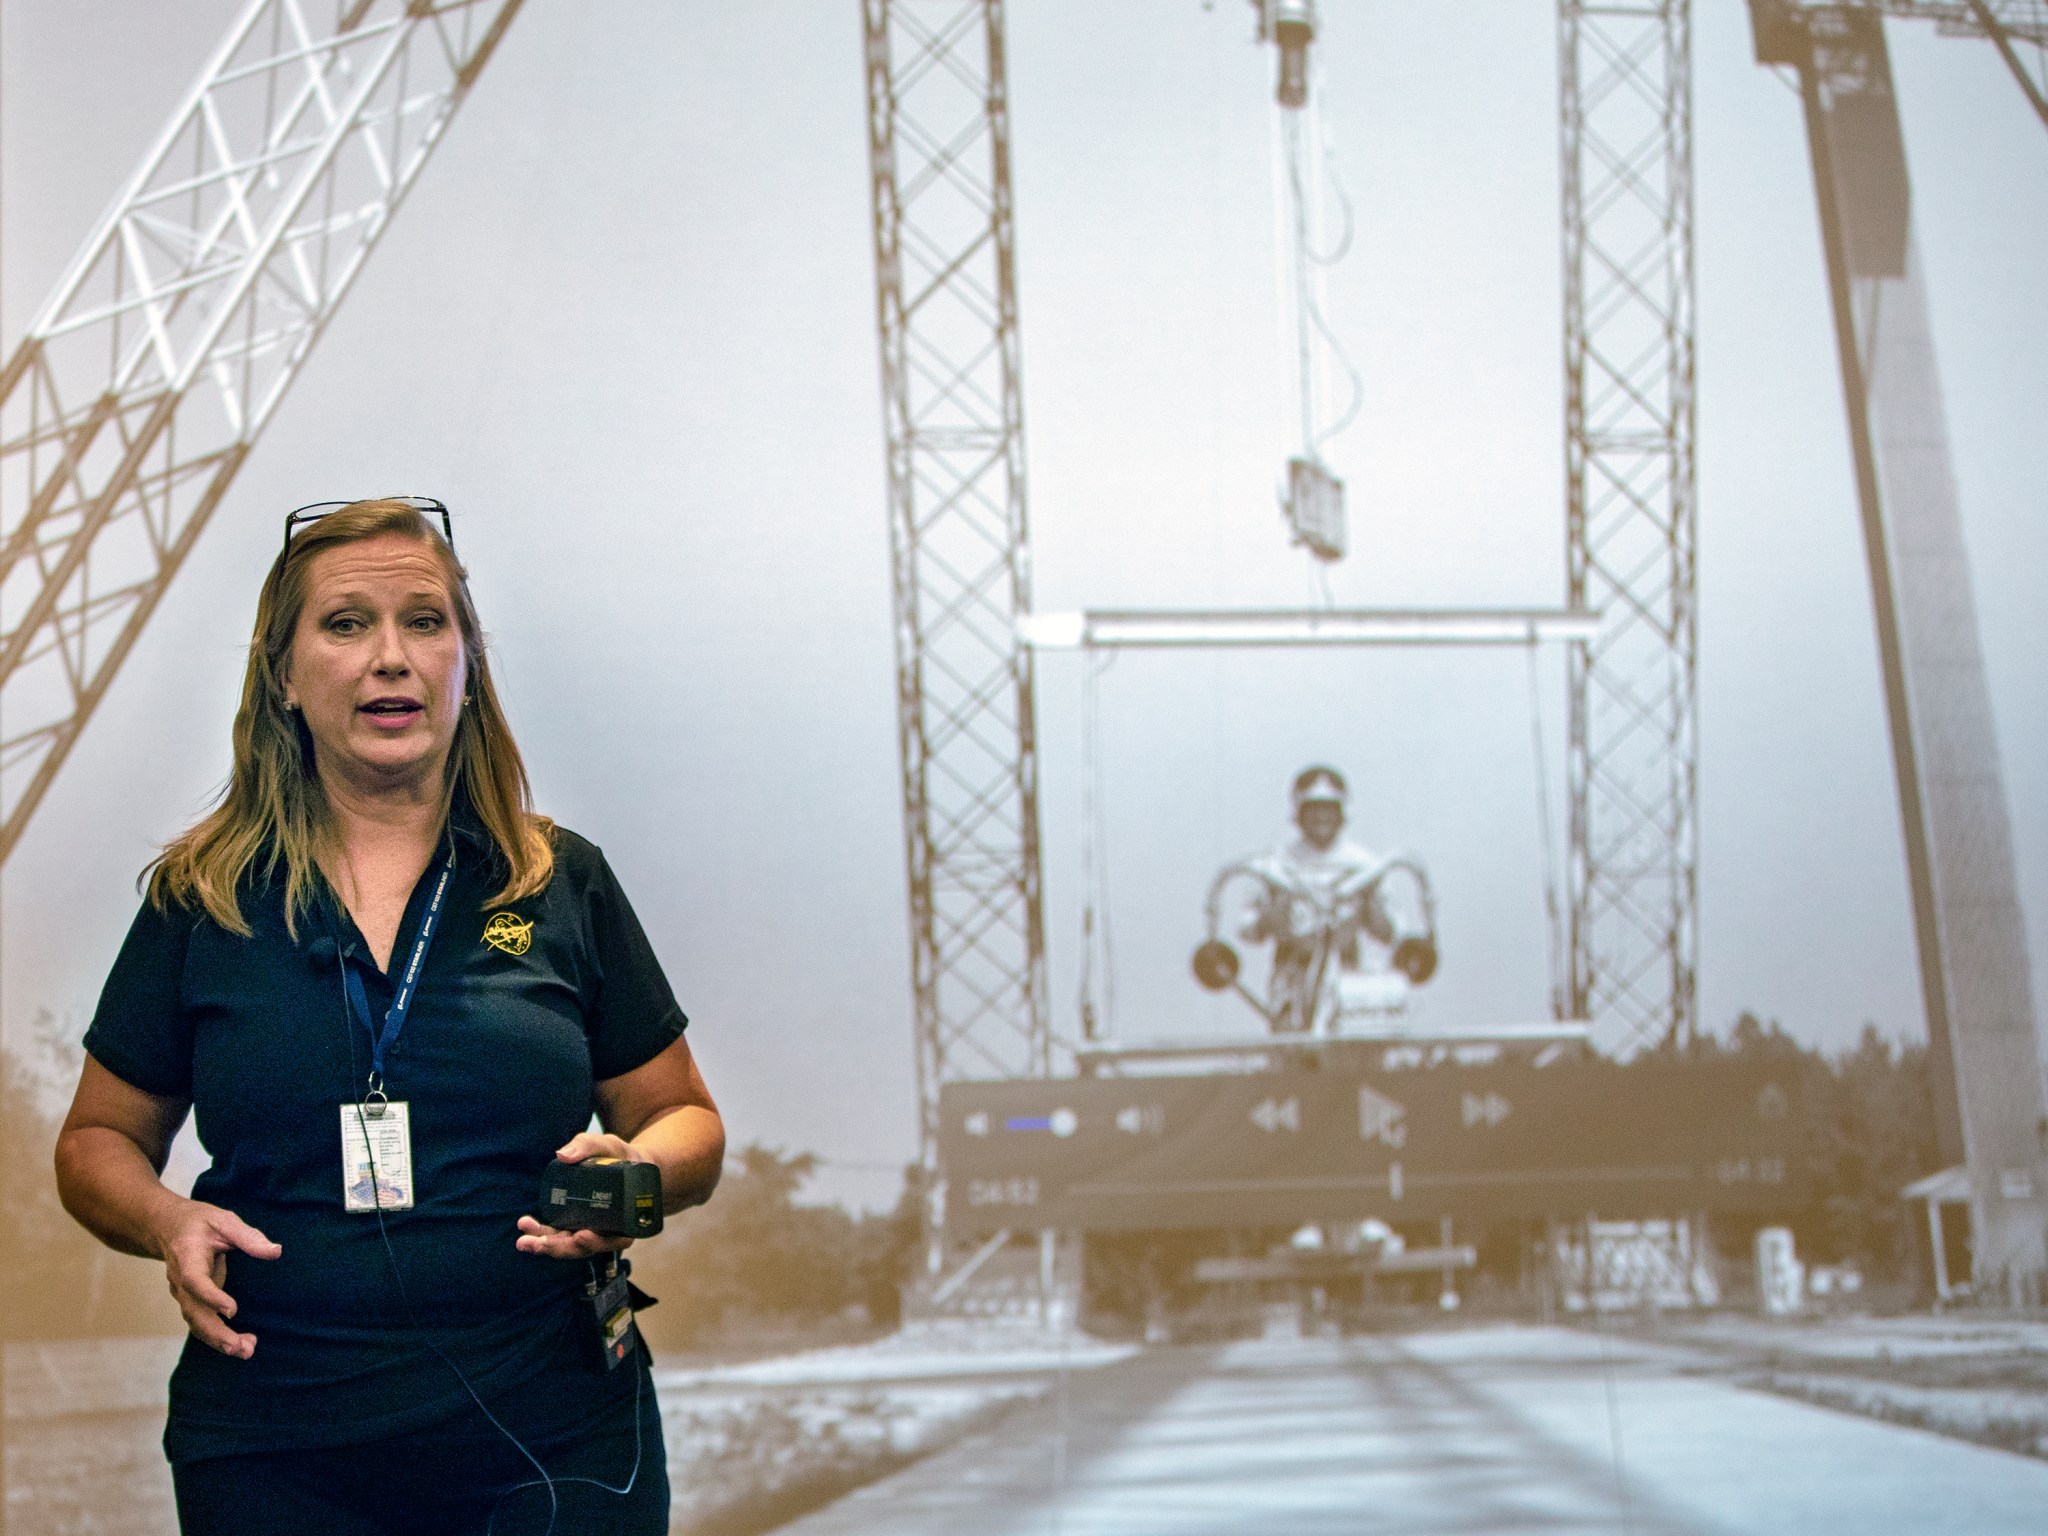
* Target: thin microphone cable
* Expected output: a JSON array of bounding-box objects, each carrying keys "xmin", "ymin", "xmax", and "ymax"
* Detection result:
[
  {"xmin": 484, "ymin": 1367, "xmax": 647, "ymax": 1535},
  {"xmin": 349, "ymin": 1098, "xmax": 565, "ymax": 1535},
  {"xmin": 339, "ymin": 985, "xmax": 651, "ymax": 1529},
  {"xmin": 337, "ymin": 943, "xmax": 563, "ymax": 1533}
]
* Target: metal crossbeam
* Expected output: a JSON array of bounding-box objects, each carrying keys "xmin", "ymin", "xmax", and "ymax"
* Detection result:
[
  {"xmin": 1559, "ymin": 0, "xmax": 1699, "ymax": 1054},
  {"xmin": 1073, "ymin": 1022, "xmax": 1593, "ymax": 1071},
  {"xmin": 1017, "ymin": 608, "xmax": 1601, "ymax": 651},
  {"xmin": 1959, "ymin": 1, "xmax": 2048, "ymax": 125},
  {"xmin": 0, "ymin": 0, "xmax": 523, "ymax": 866},
  {"xmin": 1783, "ymin": 3, "xmax": 2048, "ymax": 126},
  {"xmin": 1856, "ymin": 0, "xmax": 2048, "ymax": 36},
  {"xmin": 864, "ymin": 0, "xmax": 1049, "ymax": 1168}
]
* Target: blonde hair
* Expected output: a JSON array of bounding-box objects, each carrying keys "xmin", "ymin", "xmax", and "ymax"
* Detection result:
[{"xmin": 147, "ymin": 498, "xmax": 554, "ymax": 935}]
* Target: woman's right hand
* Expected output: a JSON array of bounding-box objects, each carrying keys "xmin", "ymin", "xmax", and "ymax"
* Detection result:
[
  {"xmin": 151, "ymin": 1199, "xmax": 283, "ymax": 1359},
  {"xmin": 56, "ymin": 1058, "xmax": 282, "ymax": 1359}
]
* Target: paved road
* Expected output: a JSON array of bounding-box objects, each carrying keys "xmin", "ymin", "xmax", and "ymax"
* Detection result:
[{"xmin": 778, "ymin": 1323, "xmax": 2048, "ymax": 1536}]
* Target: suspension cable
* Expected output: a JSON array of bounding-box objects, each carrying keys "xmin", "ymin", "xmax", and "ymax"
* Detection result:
[
  {"xmin": 1279, "ymin": 80, "xmax": 1364, "ymax": 460},
  {"xmin": 1526, "ymin": 642, "xmax": 1568, "ymax": 1020},
  {"xmin": 1078, "ymin": 652, "xmax": 1120, "ymax": 1040}
]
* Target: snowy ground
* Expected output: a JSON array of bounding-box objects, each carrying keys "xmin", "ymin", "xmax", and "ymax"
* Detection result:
[
  {"xmin": 780, "ymin": 1321, "xmax": 2048, "ymax": 1536},
  {"xmin": 1644, "ymin": 1310, "xmax": 2048, "ymax": 1459},
  {"xmin": 650, "ymin": 1322, "xmax": 1134, "ymax": 1532},
  {"xmin": 0, "ymin": 1324, "xmax": 1129, "ymax": 1535},
  {"xmin": 6, "ymin": 1316, "xmax": 2046, "ymax": 1533}
]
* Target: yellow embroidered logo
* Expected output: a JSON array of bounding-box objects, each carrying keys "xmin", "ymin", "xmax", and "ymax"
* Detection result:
[{"xmin": 481, "ymin": 913, "xmax": 534, "ymax": 956}]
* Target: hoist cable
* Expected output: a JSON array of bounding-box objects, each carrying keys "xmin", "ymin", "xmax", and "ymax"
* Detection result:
[
  {"xmin": 1094, "ymin": 655, "xmax": 1120, "ymax": 1037},
  {"xmin": 1291, "ymin": 110, "xmax": 1355, "ymax": 267},
  {"xmin": 1525, "ymin": 643, "xmax": 1568, "ymax": 1018},
  {"xmin": 1313, "ymin": 559, "xmax": 1336, "ymax": 610},
  {"xmin": 1077, "ymin": 652, "xmax": 1120, "ymax": 1040},
  {"xmin": 1076, "ymin": 656, "xmax": 1099, "ymax": 1040},
  {"xmin": 1281, "ymin": 104, "xmax": 1364, "ymax": 460}
]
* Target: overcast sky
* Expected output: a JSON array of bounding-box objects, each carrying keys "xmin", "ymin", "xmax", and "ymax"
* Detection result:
[{"xmin": 4, "ymin": 1, "xmax": 2045, "ymax": 1209}]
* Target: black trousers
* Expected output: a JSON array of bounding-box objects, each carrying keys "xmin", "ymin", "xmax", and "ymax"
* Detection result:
[{"xmin": 170, "ymin": 1356, "xmax": 667, "ymax": 1536}]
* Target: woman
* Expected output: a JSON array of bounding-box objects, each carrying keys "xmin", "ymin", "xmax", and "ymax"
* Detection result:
[{"xmin": 54, "ymin": 497, "xmax": 723, "ymax": 1534}]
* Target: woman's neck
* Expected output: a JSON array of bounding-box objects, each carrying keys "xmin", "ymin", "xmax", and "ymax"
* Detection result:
[
  {"xmin": 321, "ymin": 768, "xmax": 448, "ymax": 890},
  {"xmin": 320, "ymin": 773, "xmax": 448, "ymax": 970}
]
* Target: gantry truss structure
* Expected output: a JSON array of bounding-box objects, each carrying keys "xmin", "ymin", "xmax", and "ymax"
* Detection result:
[
  {"xmin": 1554, "ymin": 0, "xmax": 2043, "ymax": 1056},
  {"xmin": 1753, "ymin": 0, "xmax": 2048, "ymax": 1291},
  {"xmin": 862, "ymin": 1, "xmax": 1050, "ymax": 1168},
  {"xmin": 0, "ymin": 0, "xmax": 523, "ymax": 867},
  {"xmin": 1558, "ymin": 0, "xmax": 1700, "ymax": 1054},
  {"xmin": 3, "ymin": 0, "xmax": 2044, "ymax": 1176}
]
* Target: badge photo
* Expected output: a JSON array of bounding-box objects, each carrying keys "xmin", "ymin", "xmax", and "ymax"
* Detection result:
[{"xmin": 341, "ymin": 1101, "xmax": 416, "ymax": 1212}]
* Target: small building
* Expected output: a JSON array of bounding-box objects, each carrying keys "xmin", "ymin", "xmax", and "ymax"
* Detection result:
[{"xmin": 1901, "ymin": 1166, "xmax": 1973, "ymax": 1305}]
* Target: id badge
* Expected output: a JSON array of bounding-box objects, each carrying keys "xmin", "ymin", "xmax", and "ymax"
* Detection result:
[
  {"xmin": 340, "ymin": 1100, "xmax": 415, "ymax": 1212},
  {"xmin": 589, "ymin": 1268, "xmax": 638, "ymax": 1372}
]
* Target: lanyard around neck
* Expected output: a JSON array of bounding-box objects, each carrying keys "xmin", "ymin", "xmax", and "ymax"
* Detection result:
[{"xmin": 342, "ymin": 850, "xmax": 455, "ymax": 1095}]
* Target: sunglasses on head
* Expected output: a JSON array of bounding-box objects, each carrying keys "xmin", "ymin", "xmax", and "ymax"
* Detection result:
[{"xmin": 282, "ymin": 496, "xmax": 452, "ymax": 559}]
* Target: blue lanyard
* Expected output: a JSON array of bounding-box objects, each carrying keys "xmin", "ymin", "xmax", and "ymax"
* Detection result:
[{"xmin": 343, "ymin": 850, "xmax": 455, "ymax": 1094}]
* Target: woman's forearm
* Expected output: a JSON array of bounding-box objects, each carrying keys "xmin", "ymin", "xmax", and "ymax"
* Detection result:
[
  {"xmin": 54, "ymin": 1126, "xmax": 189, "ymax": 1260},
  {"xmin": 626, "ymin": 1104, "xmax": 725, "ymax": 1214},
  {"xmin": 58, "ymin": 1116, "xmax": 283, "ymax": 1357}
]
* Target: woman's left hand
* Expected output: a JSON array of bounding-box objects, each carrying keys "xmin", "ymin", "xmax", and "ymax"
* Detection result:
[{"xmin": 513, "ymin": 1131, "xmax": 644, "ymax": 1260}]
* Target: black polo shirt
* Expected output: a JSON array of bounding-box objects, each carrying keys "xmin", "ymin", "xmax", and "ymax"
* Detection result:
[{"xmin": 82, "ymin": 810, "xmax": 687, "ymax": 1463}]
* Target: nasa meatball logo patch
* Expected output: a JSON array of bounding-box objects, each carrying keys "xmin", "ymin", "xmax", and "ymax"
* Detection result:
[{"xmin": 481, "ymin": 912, "xmax": 534, "ymax": 956}]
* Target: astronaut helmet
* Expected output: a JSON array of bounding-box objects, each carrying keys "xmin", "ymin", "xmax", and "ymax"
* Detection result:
[
  {"xmin": 1290, "ymin": 765, "xmax": 1349, "ymax": 848},
  {"xmin": 1290, "ymin": 764, "xmax": 1348, "ymax": 810}
]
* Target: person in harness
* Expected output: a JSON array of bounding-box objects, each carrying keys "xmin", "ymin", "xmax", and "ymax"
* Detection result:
[
  {"xmin": 1195, "ymin": 765, "xmax": 1437, "ymax": 1035},
  {"xmin": 1237, "ymin": 767, "xmax": 1396, "ymax": 1032}
]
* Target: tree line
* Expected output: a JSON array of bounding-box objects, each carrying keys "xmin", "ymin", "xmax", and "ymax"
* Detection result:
[{"xmin": 0, "ymin": 1008, "xmax": 1945, "ymax": 1342}]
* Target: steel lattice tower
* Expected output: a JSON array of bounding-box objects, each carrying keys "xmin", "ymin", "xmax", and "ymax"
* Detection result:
[
  {"xmin": 863, "ymin": 0, "xmax": 1049, "ymax": 1168},
  {"xmin": 0, "ymin": 0, "xmax": 523, "ymax": 867},
  {"xmin": 1559, "ymin": 0, "xmax": 1699, "ymax": 1052},
  {"xmin": 1752, "ymin": 0, "xmax": 2048, "ymax": 1292}
]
